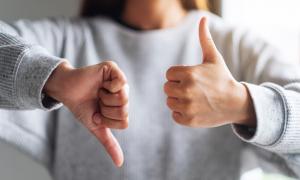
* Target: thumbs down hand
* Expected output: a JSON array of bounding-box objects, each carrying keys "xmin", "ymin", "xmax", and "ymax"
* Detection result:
[{"xmin": 44, "ymin": 61, "xmax": 129, "ymax": 167}]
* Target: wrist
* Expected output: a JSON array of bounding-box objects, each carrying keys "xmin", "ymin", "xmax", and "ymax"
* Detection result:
[
  {"xmin": 44, "ymin": 60, "xmax": 74, "ymax": 103},
  {"xmin": 231, "ymin": 82, "xmax": 256, "ymax": 127}
]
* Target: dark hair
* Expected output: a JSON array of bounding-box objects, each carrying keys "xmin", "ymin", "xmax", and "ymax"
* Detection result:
[
  {"xmin": 80, "ymin": 0, "xmax": 125, "ymax": 19},
  {"xmin": 80, "ymin": 0, "xmax": 209, "ymax": 18}
]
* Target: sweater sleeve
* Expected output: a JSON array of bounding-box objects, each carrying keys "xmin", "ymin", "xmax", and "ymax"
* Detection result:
[
  {"xmin": 229, "ymin": 30, "xmax": 300, "ymax": 176},
  {"xmin": 0, "ymin": 19, "xmax": 67, "ymax": 110}
]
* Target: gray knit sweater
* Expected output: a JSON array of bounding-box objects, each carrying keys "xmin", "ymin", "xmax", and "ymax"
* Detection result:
[{"xmin": 0, "ymin": 11, "xmax": 300, "ymax": 180}]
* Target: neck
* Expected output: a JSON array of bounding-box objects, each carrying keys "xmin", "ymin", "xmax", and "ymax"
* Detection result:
[{"xmin": 122, "ymin": 0, "xmax": 187, "ymax": 30}]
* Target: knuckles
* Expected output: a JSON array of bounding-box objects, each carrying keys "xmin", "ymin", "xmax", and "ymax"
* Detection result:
[
  {"xmin": 100, "ymin": 105, "xmax": 129, "ymax": 120},
  {"xmin": 100, "ymin": 117, "xmax": 129, "ymax": 130},
  {"xmin": 163, "ymin": 82, "xmax": 172, "ymax": 95},
  {"xmin": 166, "ymin": 66, "xmax": 194, "ymax": 81},
  {"xmin": 179, "ymin": 83, "xmax": 196, "ymax": 100},
  {"xmin": 100, "ymin": 90, "xmax": 129, "ymax": 106},
  {"xmin": 166, "ymin": 97, "xmax": 195, "ymax": 117},
  {"xmin": 183, "ymin": 67, "xmax": 199, "ymax": 82},
  {"xmin": 172, "ymin": 113, "xmax": 197, "ymax": 128},
  {"xmin": 171, "ymin": 112, "xmax": 194, "ymax": 127},
  {"xmin": 117, "ymin": 91, "xmax": 129, "ymax": 105},
  {"xmin": 166, "ymin": 66, "xmax": 177, "ymax": 80},
  {"xmin": 112, "ymin": 118, "xmax": 129, "ymax": 130},
  {"xmin": 118, "ymin": 106, "xmax": 129, "ymax": 119},
  {"xmin": 120, "ymin": 94, "xmax": 129, "ymax": 105},
  {"xmin": 119, "ymin": 119, "xmax": 129, "ymax": 129},
  {"xmin": 167, "ymin": 100, "xmax": 201, "ymax": 128},
  {"xmin": 181, "ymin": 101, "xmax": 194, "ymax": 115},
  {"xmin": 172, "ymin": 112, "xmax": 183, "ymax": 124},
  {"xmin": 166, "ymin": 97, "xmax": 176, "ymax": 109},
  {"xmin": 180, "ymin": 86, "xmax": 192, "ymax": 98},
  {"xmin": 102, "ymin": 60, "xmax": 118, "ymax": 67}
]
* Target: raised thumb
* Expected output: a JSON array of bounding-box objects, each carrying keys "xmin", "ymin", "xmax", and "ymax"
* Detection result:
[{"xmin": 199, "ymin": 17, "xmax": 219, "ymax": 63}]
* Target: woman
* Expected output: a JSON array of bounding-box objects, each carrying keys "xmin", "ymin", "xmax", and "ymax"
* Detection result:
[{"xmin": 0, "ymin": 0, "xmax": 299, "ymax": 179}]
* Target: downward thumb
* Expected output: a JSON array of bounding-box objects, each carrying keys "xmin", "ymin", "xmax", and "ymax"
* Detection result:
[{"xmin": 199, "ymin": 17, "xmax": 219, "ymax": 63}]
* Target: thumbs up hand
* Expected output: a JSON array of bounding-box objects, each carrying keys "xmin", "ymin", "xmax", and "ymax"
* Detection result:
[{"xmin": 164, "ymin": 17, "xmax": 256, "ymax": 128}]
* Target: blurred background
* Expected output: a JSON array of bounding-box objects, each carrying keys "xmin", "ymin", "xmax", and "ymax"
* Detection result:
[
  {"xmin": 0, "ymin": 1, "xmax": 80, "ymax": 180},
  {"xmin": 222, "ymin": 0, "xmax": 300, "ymax": 64},
  {"xmin": 0, "ymin": 0, "xmax": 299, "ymax": 180}
]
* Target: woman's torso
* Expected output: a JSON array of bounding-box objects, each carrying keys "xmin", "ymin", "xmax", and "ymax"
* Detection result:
[{"xmin": 51, "ymin": 11, "xmax": 245, "ymax": 180}]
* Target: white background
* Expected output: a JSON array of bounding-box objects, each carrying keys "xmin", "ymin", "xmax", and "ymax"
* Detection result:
[
  {"xmin": 0, "ymin": 0, "xmax": 299, "ymax": 180},
  {"xmin": 222, "ymin": 0, "xmax": 300, "ymax": 63}
]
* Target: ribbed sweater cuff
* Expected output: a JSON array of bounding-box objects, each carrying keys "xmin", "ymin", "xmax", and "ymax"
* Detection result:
[
  {"xmin": 233, "ymin": 83, "xmax": 300, "ymax": 153},
  {"xmin": 16, "ymin": 46, "xmax": 65, "ymax": 110}
]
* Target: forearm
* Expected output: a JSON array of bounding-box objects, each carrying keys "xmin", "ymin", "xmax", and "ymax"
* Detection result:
[
  {"xmin": 233, "ymin": 29, "xmax": 300, "ymax": 176},
  {"xmin": 233, "ymin": 82, "xmax": 300, "ymax": 153},
  {"xmin": 43, "ymin": 61, "xmax": 74, "ymax": 104},
  {"xmin": 0, "ymin": 32, "xmax": 64, "ymax": 110},
  {"xmin": 228, "ymin": 82, "xmax": 257, "ymax": 127},
  {"xmin": 231, "ymin": 82, "xmax": 300, "ymax": 178}
]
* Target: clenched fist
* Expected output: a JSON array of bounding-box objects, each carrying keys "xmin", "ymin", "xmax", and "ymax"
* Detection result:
[
  {"xmin": 44, "ymin": 61, "xmax": 129, "ymax": 167},
  {"xmin": 164, "ymin": 17, "xmax": 256, "ymax": 128}
]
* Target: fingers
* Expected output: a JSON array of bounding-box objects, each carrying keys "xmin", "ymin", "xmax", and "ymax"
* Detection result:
[
  {"xmin": 99, "ymin": 88, "xmax": 128, "ymax": 106},
  {"xmin": 98, "ymin": 83, "xmax": 129, "ymax": 129},
  {"xmin": 199, "ymin": 17, "xmax": 218, "ymax": 63},
  {"xmin": 84, "ymin": 113, "xmax": 124, "ymax": 167},
  {"xmin": 100, "ymin": 103, "xmax": 129, "ymax": 122},
  {"xmin": 91, "ymin": 123, "xmax": 124, "ymax": 167},
  {"xmin": 166, "ymin": 65, "xmax": 198, "ymax": 82},
  {"xmin": 172, "ymin": 111, "xmax": 185, "ymax": 125},
  {"xmin": 164, "ymin": 82, "xmax": 182, "ymax": 98},
  {"xmin": 101, "ymin": 61, "xmax": 127, "ymax": 93},
  {"xmin": 95, "ymin": 112, "xmax": 129, "ymax": 129},
  {"xmin": 166, "ymin": 66, "xmax": 188, "ymax": 82},
  {"xmin": 164, "ymin": 66, "xmax": 198, "ymax": 124},
  {"xmin": 166, "ymin": 97, "xmax": 184, "ymax": 112},
  {"xmin": 164, "ymin": 66, "xmax": 197, "ymax": 99},
  {"xmin": 92, "ymin": 114, "xmax": 126, "ymax": 167}
]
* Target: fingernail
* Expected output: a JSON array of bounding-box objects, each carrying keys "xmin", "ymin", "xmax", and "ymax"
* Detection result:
[{"xmin": 93, "ymin": 113, "xmax": 102, "ymax": 125}]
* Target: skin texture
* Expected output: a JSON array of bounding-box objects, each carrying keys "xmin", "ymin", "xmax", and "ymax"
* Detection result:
[
  {"xmin": 43, "ymin": 0, "xmax": 256, "ymax": 168},
  {"xmin": 44, "ymin": 61, "xmax": 129, "ymax": 167},
  {"xmin": 122, "ymin": 0, "xmax": 187, "ymax": 30},
  {"xmin": 164, "ymin": 17, "xmax": 256, "ymax": 128},
  {"xmin": 44, "ymin": 0, "xmax": 187, "ymax": 167}
]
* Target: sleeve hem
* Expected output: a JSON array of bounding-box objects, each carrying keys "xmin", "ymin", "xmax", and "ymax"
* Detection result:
[
  {"xmin": 233, "ymin": 82, "xmax": 300, "ymax": 153},
  {"xmin": 15, "ymin": 45, "xmax": 65, "ymax": 110},
  {"xmin": 232, "ymin": 82, "xmax": 286, "ymax": 146},
  {"xmin": 265, "ymin": 83, "xmax": 300, "ymax": 153}
]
